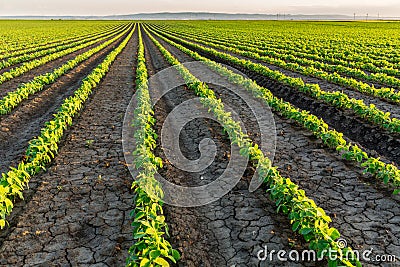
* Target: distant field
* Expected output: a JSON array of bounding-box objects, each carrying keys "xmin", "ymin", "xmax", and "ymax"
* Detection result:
[{"xmin": 0, "ymin": 20, "xmax": 398, "ymax": 267}]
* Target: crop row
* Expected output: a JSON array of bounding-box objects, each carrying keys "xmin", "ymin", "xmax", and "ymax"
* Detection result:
[
  {"xmin": 195, "ymin": 34, "xmax": 400, "ymax": 103},
  {"xmin": 0, "ymin": 21, "xmax": 123, "ymax": 54},
  {"xmin": 0, "ymin": 23, "xmax": 125, "ymax": 61},
  {"xmin": 125, "ymin": 25, "xmax": 180, "ymax": 267},
  {"xmin": 0, "ymin": 25, "xmax": 131, "ymax": 115},
  {"xmin": 149, "ymin": 26, "xmax": 400, "ymax": 133},
  {"xmin": 154, "ymin": 23, "xmax": 400, "ymax": 78},
  {"xmin": 222, "ymin": 25, "xmax": 400, "ymax": 66},
  {"xmin": 146, "ymin": 25, "xmax": 400, "ymax": 194},
  {"xmin": 0, "ymin": 26, "xmax": 135, "ymax": 229},
  {"xmin": 153, "ymin": 25, "xmax": 400, "ymax": 89},
  {"xmin": 144, "ymin": 26, "xmax": 361, "ymax": 267},
  {"xmin": 253, "ymin": 41, "xmax": 400, "ymax": 79},
  {"xmin": 0, "ymin": 23, "xmax": 130, "ymax": 87},
  {"xmin": 0, "ymin": 23, "xmax": 129, "ymax": 71},
  {"xmin": 248, "ymin": 40, "xmax": 400, "ymax": 83},
  {"xmin": 247, "ymin": 35, "xmax": 400, "ymax": 68}
]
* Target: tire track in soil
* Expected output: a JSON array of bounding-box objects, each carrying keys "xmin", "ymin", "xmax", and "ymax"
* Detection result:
[
  {"xmin": 0, "ymin": 25, "xmax": 132, "ymax": 98},
  {"xmin": 0, "ymin": 26, "xmax": 132, "ymax": 176},
  {"xmin": 143, "ymin": 30, "xmax": 315, "ymax": 267},
  {"xmin": 0, "ymin": 28, "xmax": 138, "ymax": 266},
  {"xmin": 160, "ymin": 34, "xmax": 400, "ymax": 166},
  {"xmin": 152, "ymin": 33, "xmax": 400, "ymax": 267}
]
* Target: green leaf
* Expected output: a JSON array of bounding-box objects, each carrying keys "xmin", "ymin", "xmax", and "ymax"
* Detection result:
[
  {"xmin": 135, "ymin": 211, "xmax": 146, "ymax": 220},
  {"xmin": 153, "ymin": 257, "xmax": 170, "ymax": 267},
  {"xmin": 328, "ymin": 259, "xmax": 338, "ymax": 267},
  {"xmin": 328, "ymin": 228, "xmax": 340, "ymax": 240},
  {"xmin": 145, "ymin": 227, "xmax": 157, "ymax": 236},
  {"xmin": 140, "ymin": 258, "xmax": 150, "ymax": 267},
  {"xmin": 4, "ymin": 198, "xmax": 13, "ymax": 211},
  {"xmin": 299, "ymin": 228, "xmax": 313, "ymax": 235},
  {"xmin": 292, "ymin": 221, "xmax": 300, "ymax": 232},
  {"xmin": 134, "ymin": 232, "xmax": 147, "ymax": 239},
  {"xmin": 171, "ymin": 249, "xmax": 181, "ymax": 261},
  {"xmin": 150, "ymin": 250, "xmax": 161, "ymax": 260}
]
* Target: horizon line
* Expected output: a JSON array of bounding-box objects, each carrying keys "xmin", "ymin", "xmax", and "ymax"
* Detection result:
[{"xmin": 0, "ymin": 11, "xmax": 399, "ymax": 17}]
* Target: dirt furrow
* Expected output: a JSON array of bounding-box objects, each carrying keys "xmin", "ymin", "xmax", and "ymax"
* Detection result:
[
  {"xmin": 152, "ymin": 32, "xmax": 400, "ymax": 267},
  {"xmin": 159, "ymin": 34, "xmax": 400, "ymax": 165},
  {"xmin": 0, "ymin": 24, "xmax": 125, "ymax": 63},
  {"xmin": 143, "ymin": 28, "xmax": 323, "ymax": 267},
  {"xmin": 162, "ymin": 32, "xmax": 400, "ymax": 118},
  {"xmin": 0, "ymin": 28, "xmax": 138, "ymax": 266},
  {"xmin": 0, "ymin": 27, "xmax": 131, "ymax": 176},
  {"xmin": 241, "ymin": 51, "xmax": 400, "ymax": 118},
  {"xmin": 0, "ymin": 26, "xmax": 131, "ymax": 98}
]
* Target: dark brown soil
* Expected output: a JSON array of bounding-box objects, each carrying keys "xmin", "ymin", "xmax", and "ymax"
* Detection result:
[
  {"xmin": 0, "ymin": 24, "xmax": 125, "ymax": 63},
  {"xmin": 142, "ymin": 27, "xmax": 316, "ymax": 267},
  {"xmin": 148, "ymin": 29, "xmax": 400, "ymax": 267},
  {"xmin": 0, "ymin": 27, "xmax": 138, "ymax": 266},
  {"xmin": 156, "ymin": 30, "xmax": 400, "ymax": 165},
  {"xmin": 0, "ymin": 25, "xmax": 130, "ymax": 98},
  {"xmin": 0, "ymin": 25, "xmax": 133, "ymax": 176},
  {"xmin": 0, "ymin": 23, "xmax": 399, "ymax": 267}
]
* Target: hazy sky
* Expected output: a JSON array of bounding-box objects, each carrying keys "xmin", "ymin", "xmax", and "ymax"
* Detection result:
[{"xmin": 0, "ymin": 0, "xmax": 399, "ymax": 17}]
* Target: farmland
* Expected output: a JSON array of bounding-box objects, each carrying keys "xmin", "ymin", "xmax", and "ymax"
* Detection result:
[{"xmin": 0, "ymin": 20, "xmax": 399, "ymax": 266}]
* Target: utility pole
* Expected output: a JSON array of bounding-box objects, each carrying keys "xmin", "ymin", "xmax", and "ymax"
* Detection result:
[
  {"xmin": 366, "ymin": 13, "xmax": 368, "ymax": 21},
  {"xmin": 354, "ymin": 13, "xmax": 356, "ymax": 20}
]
